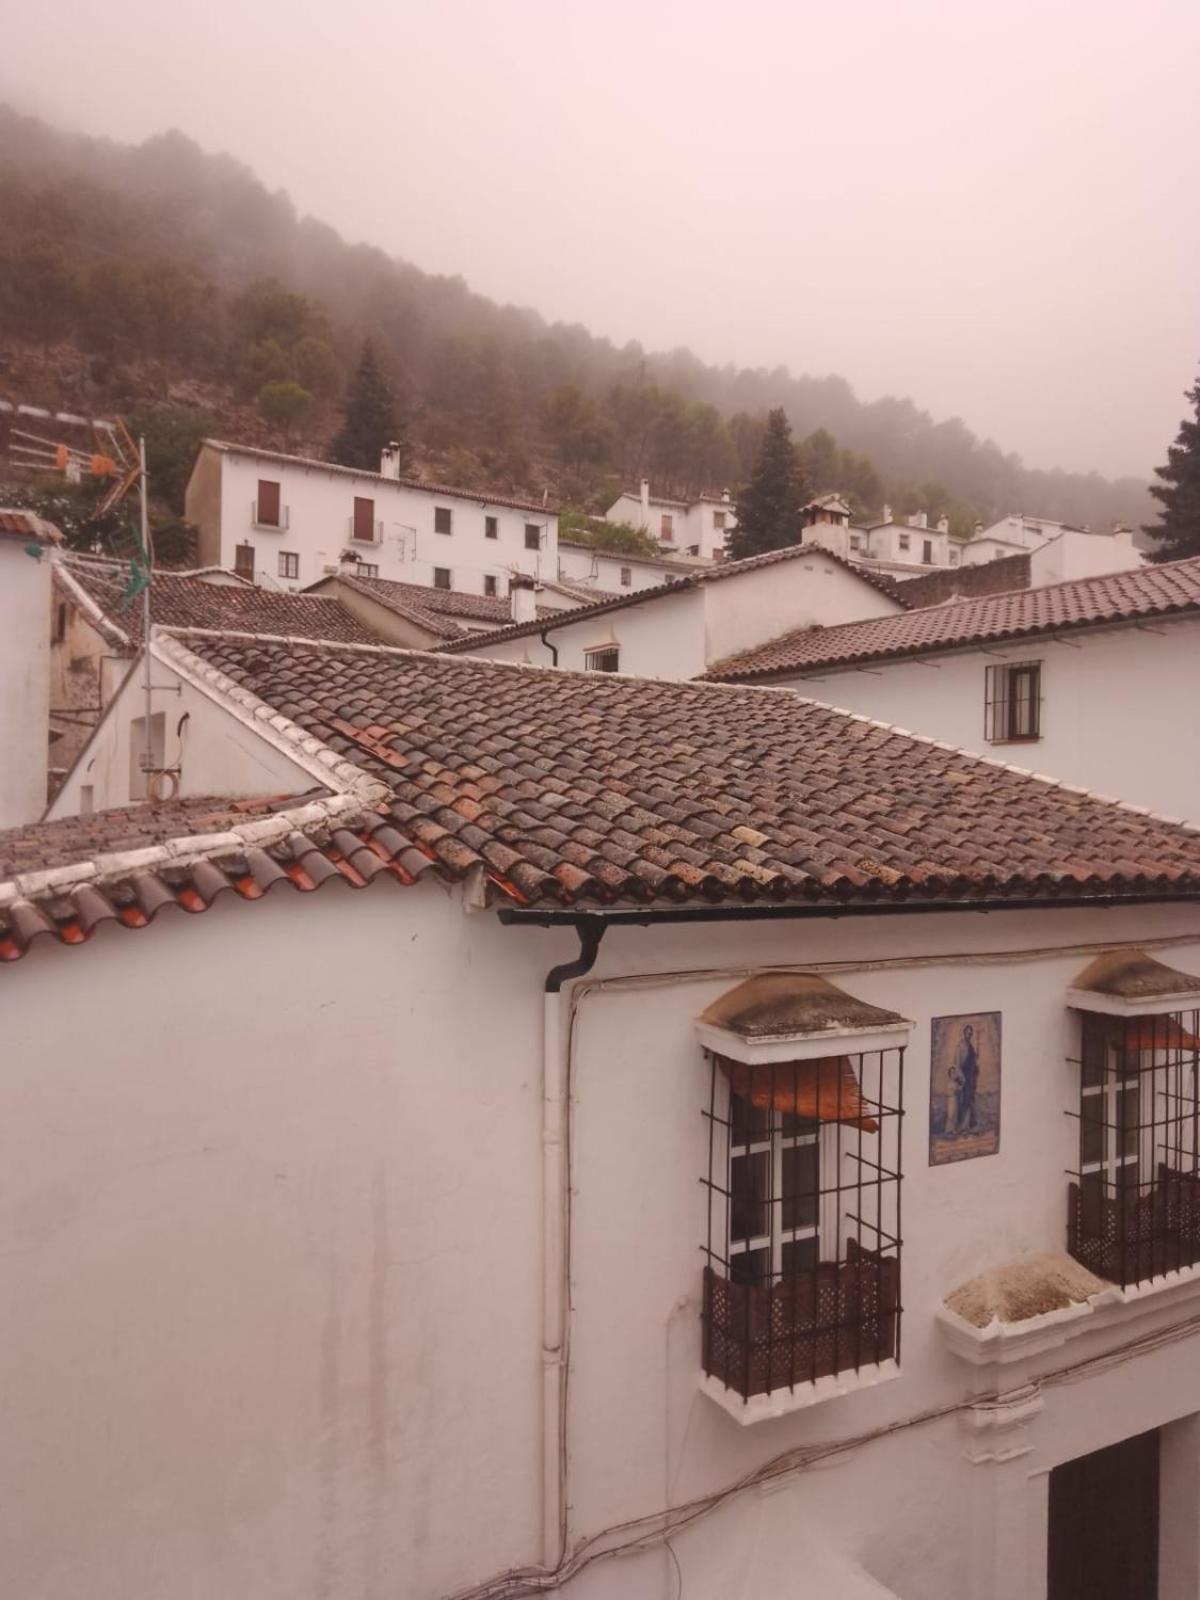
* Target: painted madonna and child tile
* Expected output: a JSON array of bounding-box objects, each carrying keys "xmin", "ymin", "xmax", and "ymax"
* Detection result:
[{"xmin": 929, "ymin": 1011, "xmax": 1001, "ymax": 1165}]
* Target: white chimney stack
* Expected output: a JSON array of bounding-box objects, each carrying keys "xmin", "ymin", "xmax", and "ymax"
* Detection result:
[
  {"xmin": 881, "ymin": 502, "xmax": 892, "ymax": 525},
  {"xmin": 908, "ymin": 510, "xmax": 928, "ymax": 530},
  {"xmin": 380, "ymin": 442, "xmax": 403, "ymax": 480},
  {"xmin": 510, "ymin": 574, "xmax": 538, "ymax": 624},
  {"xmin": 936, "ymin": 515, "xmax": 950, "ymax": 535},
  {"xmin": 639, "ymin": 479, "xmax": 651, "ymax": 525}
]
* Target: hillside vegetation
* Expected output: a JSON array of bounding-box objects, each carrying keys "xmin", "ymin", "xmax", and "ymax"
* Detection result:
[{"xmin": 0, "ymin": 104, "xmax": 1152, "ymax": 539}]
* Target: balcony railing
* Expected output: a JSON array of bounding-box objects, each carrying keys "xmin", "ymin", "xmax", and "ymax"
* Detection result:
[{"xmin": 349, "ymin": 517, "xmax": 383, "ymax": 545}]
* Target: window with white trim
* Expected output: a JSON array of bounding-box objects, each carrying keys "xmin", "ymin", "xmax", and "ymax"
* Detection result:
[
  {"xmin": 278, "ymin": 551, "xmax": 299, "ymax": 580},
  {"xmin": 584, "ymin": 646, "xmax": 619, "ymax": 672},
  {"xmin": 985, "ymin": 661, "xmax": 1041, "ymax": 742}
]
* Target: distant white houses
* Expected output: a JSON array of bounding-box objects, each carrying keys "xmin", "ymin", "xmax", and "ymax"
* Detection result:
[
  {"xmin": 185, "ymin": 439, "xmax": 559, "ymax": 599},
  {"xmin": 439, "ymin": 542, "xmax": 904, "ymax": 679},
  {"xmin": 556, "ymin": 538, "xmax": 703, "ymax": 594},
  {"xmin": 605, "ymin": 479, "xmax": 735, "ymax": 559},
  {"xmin": 802, "ymin": 503, "xmax": 957, "ymax": 576},
  {"xmin": 965, "ymin": 514, "xmax": 1143, "ymax": 584}
]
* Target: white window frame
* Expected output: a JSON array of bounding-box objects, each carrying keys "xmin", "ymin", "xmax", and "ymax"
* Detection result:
[
  {"xmin": 727, "ymin": 1112, "xmax": 821, "ymax": 1282},
  {"xmin": 278, "ymin": 551, "xmax": 299, "ymax": 580},
  {"xmin": 1081, "ymin": 1041, "xmax": 1144, "ymax": 1195},
  {"xmin": 584, "ymin": 645, "xmax": 619, "ymax": 672}
]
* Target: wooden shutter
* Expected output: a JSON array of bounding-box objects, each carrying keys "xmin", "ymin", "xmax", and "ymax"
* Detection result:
[
  {"xmin": 353, "ymin": 496, "xmax": 375, "ymax": 541},
  {"xmin": 235, "ymin": 543, "xmax": 255, "ymax": 579},
  {"xmin": 257, "ymin": 480, "xmax": 280, "ymax": 526}
]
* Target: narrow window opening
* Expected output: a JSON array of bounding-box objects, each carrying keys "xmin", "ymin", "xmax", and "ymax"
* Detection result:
[
  {"xmin": 434, "ymin": 506, "xmax": 453, "ymax": 536},
  {"xmin": 584, "ymin": 646, "xmax": 619, "ymax": 672},
  {"xmin": 485, "ymin": 516, "xmax": 499, "ymax": 540},
  {"xmin": 985, "ymin": 661, "xmax": 1041, "ymax": 742},
  {"xmin": 433, "ymin": 567, "xmax": 452, "ymax": 590}
]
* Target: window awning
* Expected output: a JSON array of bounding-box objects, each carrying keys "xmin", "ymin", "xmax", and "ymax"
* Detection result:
[
  {"xmin": 695, "ymin": 972, "xmax": 913, "ymax": 1065},
  {"xmin": 1068, "ymin": 949, "xmax": 1200, "ymax": 1018},
  {"xmin": 1096, "ymin": 1016, "xmax": 1200, "ymax": 1051},
  {"xmin": 716, "ymin": 1053, "xmax": 879, "ymax": 1134}
]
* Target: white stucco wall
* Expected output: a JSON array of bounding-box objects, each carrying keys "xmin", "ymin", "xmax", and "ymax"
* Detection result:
[
  {"xmin": 6, "ymin": 889, "xmax": 1200, "ymax": 1598},
  {"xmin": 1029, "ymin": 529, "xmax": 1142, "ymax": 587},
  {"xmin": 192, "ymin": 449, "xmax": 557, "ymax": 598},
  {"xmin": 453, "ymin": 587, "xmax": 709, "ymax": 678},
  {"xmin": 769, "ymin": 616, "xmax": 1200, "ymax": 823},
  {"xmin": 606, "ymin": 493, "xmax": 735, "ymax": 560},
  {"xmin": 556, "ymin": 541, "xmax": 689, "ymax": 594},
  {"xmin": 703, "ymin": 551, "xmax": 901, "ymax": 666},
  {"xmin": 49, "ymin": 654, "xmax": 315, "ymax": 818},
  {"xmin": 0, "ymin": 540, "xmax": 52, "ymax": 827}
]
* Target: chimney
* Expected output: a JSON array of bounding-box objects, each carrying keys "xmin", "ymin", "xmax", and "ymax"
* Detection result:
[
  {"xmin": 721, "ymin": 487, "xmax": 731, "ymax": 504},
  {"xmin": 974, "ymin": 521, "xmax": 983, "ymax": 536},
  {"xmin": 639, "ymin": 479, "xmax": 650, "ymax": 524},
  {"xmin": 380, "ymin": 442, "xmax": 403, "ymax": 480},
  {"xmin": 881, "ymin": 502, "xmax": 892, "ymax": 525},
  {"xmin": 510, "ymin": 573, "xmax": 538, "ymax": 624},
  {"xmin": 908, "ymin": 511, "xmax": 928, "ymax": 530},
  {"xmin": 936, "ymin": 515, "xmax": 950, "ymax": 535},
  {"xmin": 0, "ymin": 512, "xmax": 59, "ymax": 827}
]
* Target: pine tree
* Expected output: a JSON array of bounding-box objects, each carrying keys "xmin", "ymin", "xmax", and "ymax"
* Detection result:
[
  {"xmin": 1145, "ymin": 375, "xmax": 1200, "ymax": 562},
  {"xmin": 330, "ymin": 341, "xmax": 405, "ymax": 472},
  {"xmin": 727, "ymin": 408, "xmax": 807, "ymax": 559}
]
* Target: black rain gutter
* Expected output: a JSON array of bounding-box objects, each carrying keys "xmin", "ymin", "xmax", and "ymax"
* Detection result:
[
  {"xmin": 538, "ymin": 627, "xmax": 560, "ymax": 666},
  {"xmin": 503, "ymin": 891, "xmax": 1200, "ymax": 942}
]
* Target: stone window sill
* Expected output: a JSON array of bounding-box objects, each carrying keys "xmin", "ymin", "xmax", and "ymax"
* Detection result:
[{"xmin": 700, "ymin": 1359, "xmax": 901, "ymax": 1426}]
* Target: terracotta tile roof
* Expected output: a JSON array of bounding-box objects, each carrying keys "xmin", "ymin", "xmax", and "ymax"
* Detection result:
[
  {"xmin": 438, "ymin": 541, "xmax": 910, "ymax": 654},
  {"xmin": 704, "ymin": 556, "xmax": 1198, "ymax": 681},
  {"xmin": 0, "ymin": 793, "xmax": 436, "ymax": 964},
  {"xmin": 58, "ymin": 557, "xmax": 387, "ymax": 646},
  {"xmin": 0, "ymin": 508, "xmax": 61, "ymax": 544},
  {"xmin": 203, "ymin": 439, "xmax": 558, "ymax": 517},
  {"xmin": 7, "ymin": 633, "xmax": 1200, "ymax": 963}
]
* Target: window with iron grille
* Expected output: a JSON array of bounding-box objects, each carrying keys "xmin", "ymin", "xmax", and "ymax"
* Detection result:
[
  {"xmin": 701, "ymin": 1049, "xmax": 904, "ymax": 1401},
  {"xmin": 234, "ymin": 543, "xmax": 255, "ymax": 580},
  {"xmin": 984, "ymin": 661, "xmax": 1041, "ymax": 742},
  {"xmin": 278, "ymin": 551, "xmax": 299, "ymax": 580},
  {"xmin": 485, "ymin": 516, "xmax": 498, "ymax": 539},
  {"xmin": 1067, "ymin": 1010, "xmax": 1200, "ymax": 1289},
  {"xmin": 584, "ymin": 646, "xmax": 619, "ymax": 672},
  {"xmin": 435, "ymin": 506, "xmax": 453, "ymax": 535},
  {"xmin": 433, "ymin": 567, "xmax": 452, "ymax": 590},
  {"xmin": 524, "ymin": 524, "xmax": 542, "ymax": 551}
]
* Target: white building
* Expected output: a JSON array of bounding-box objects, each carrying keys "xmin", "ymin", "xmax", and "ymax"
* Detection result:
[
  {"xmin": 557, "ymin": 538, "xmax": 702, "ymax": 594},
  {"xmin": 964, "ymin": 515, "xmax": 1143, "ymax": 585},
  {"xmin": 438, "ymin": 542, "xmax": 905, "ymax": 679},
  {"xmin": 0, "ymin": 508, "xmax": 59, "ymax": 827},
  {"xmin": 606, "ymin": 479, "xmax": 736, "ymax": 559},
  {"xmin": 185, "ymin": 439, "xmax": 559, "ymax": 599},
  {"xmin": 9, "ymin": 636, "xmax": 1200, "ymax": 1600},
  {"xmin": 707, "ymin": 555, "xmax": 1200, "ymax": 824},
  {"xmin": 803, "ymin": 503, "xmax": 959, "ymax": 577}
]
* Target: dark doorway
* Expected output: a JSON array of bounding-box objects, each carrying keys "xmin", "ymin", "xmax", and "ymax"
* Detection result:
[{"xmin": 1048, "ymin": 1428, "xmax": 1159, "ymax": 1600}]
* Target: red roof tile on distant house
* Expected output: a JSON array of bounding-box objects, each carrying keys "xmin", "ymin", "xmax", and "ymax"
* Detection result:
[{"xmin": 704, "ymin": 556, "xmax": 1198, "ymax": 681}]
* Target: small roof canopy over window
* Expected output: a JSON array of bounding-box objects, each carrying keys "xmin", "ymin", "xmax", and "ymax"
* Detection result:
[
  {"xmin": 1066, "ymin": 949, "xmax": 1200, "ymax": 1018},
  {"xmin": 695, "ymin": 971, "xmax": 913, "ymax": 1063}
]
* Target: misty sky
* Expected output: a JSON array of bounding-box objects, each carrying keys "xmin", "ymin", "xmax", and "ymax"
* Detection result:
[{"xmin": 6, "ymin": 0, "xmax": 1200, "ymax": 479}]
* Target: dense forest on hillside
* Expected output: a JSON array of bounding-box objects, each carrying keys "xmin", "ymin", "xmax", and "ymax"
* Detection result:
[{"xmin": 0, "ymin": 104, "xmax": 1153, "ymax": 539}]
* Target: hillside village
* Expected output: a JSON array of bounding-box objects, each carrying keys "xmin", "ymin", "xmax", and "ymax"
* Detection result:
[
  {"xmin": 4, "ymin": 358, "xmax": 1200, "ymax": 1600},
  {"xmin": 5, "ymin": 26, "xmax": 1200, "ymax": 1595}
]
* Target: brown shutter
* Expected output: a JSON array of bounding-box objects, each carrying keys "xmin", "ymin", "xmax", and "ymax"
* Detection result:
[
  {"xmin": 257, "ymin": 480, "xmax": 280, "ymax": 525},
  {"xmin": 353, "ymin": 496, "xmax": 375, "ymax": 541},
  {"xmin": 717, "ymin": 1055, "xmax": 878, "ymax": 1132}
]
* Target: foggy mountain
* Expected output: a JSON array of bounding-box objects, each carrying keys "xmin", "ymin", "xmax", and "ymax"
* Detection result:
[{"xmin": 0, "ymin": 104, "xmax": 1154, "ymax": 535}]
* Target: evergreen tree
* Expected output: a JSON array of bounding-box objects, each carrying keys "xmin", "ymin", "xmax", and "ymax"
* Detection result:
[
  {"xmin": 1145, "ymin": 374, "xmax": 1200, "ymax": 562},
  {"xmin": 728, "ymin": 408, "xmax": 807, "ymax": 559},
  {"xmin": 330, "ymin": 341, "xmax": 405, "ymax": 471}
]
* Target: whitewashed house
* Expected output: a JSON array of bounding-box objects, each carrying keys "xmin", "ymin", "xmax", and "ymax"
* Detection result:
[
  {"xmin": 963, "ymin": 514, "xmax": 1143, "ymax": 585},
  {"xmin": 185, "ymin": 439, "xmax": 559, "ymax": 598},
  {"xmin": 437, "ymin": 542, "xmax": 905, "ymax": 678},
  {"xmin": 556, "ymin": 537, "xmax": 702, "ymax": 594},
  {"xmin": 8, "ymin": 633, "xmax": 1200, "ymax": 1600},
  {"xmin": 606, "ymin": 479, "xmax": 736, "ymax": 559},
  {"xmin": 707, "ymin": 556, "xmax": 1200, "ymax": 824},
  {"xmin": 0, "ymin": 509, "xmax": 59, "ymax": 827},
  {"xmin": 802, "ymin": 504, "xmax": 960, "ymax": 577}
]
